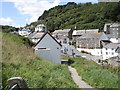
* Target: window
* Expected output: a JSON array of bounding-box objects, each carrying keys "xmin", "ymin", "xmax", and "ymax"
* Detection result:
[
  {"xmin": 106, "ymin": 52, "xmax": 108, "ymax": 55},
  {"xmin": 112, "ymin": 48, "xmax": 114, "ymax": 50},
  {"xmin": 106, "ymin": 48, "xmax": 108, "ymax": 50},
  {"xmin": 112, "ymin": 52, "xmax": 114, "ymax": 55}
]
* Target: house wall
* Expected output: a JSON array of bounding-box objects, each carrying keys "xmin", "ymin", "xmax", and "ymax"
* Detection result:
[
  {"xmin": 77, "ymin": 48, "xmax": 102, "ymax": 56},
  {"xmin": 35, "ymin": 25, "xmax": 46, "ymax": 32},
  {"xmin": 30, "ymin": 38, "xmax": 40, "ymax": 43},
  {"xmin": 59, "ymin": 38, "xmax": 69, "ymax": 44},
  {"xmin": 102, "ymin": 48, "xmax": 118, "ymax": 60},
  {"xmin": 110, "ymin": 38, "xmax": 120, "ymax": 43},
  {"xmin": 35, "ymin": 34, "xmax": 61, "ymax": 64},
  {"xmin": 18, "ymin": 30, "xmax": 31, "ymax": 37},
  {"xmin": 61, "ymin": 45, "xmax": 76, "ymax": 56}
]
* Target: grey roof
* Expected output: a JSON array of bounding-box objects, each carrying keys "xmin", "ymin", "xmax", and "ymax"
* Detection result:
[
  {"xmin": 107, "ymin": 34, "xmax": 120, "ymax": 38},
  {"xmin": 53, "ymin": 29, "xmax": 72, "ymax": 39},
  {"xmin": 53, "ymin": 29, "xmax": 71, "ymax": 36},
  {"xmin": 72, "ymin": 29, "xmax": 99, "ymax": 36},
  {"xmin": 76, "ymin": 33, "xmax": 102, "ymax": 48},
  {"xmin": 78, "ymin": 32, "xmax": 102, "ymax": 39},
  {"xmin": 103, "ymin": 43, "xmax": 119, "ymax": 49},
  {"xmin": 54, "ymin": 29, "xmax": 71, "ymax": 33},
  {"xmin": 28, "ymin": 32, "xmax": 44, "ymax": 39}
]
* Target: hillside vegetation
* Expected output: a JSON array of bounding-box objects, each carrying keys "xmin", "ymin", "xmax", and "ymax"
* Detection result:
[
  {"xmin": 2, "ymin": 33, "xmax": 77, "ymax": 89},
  {"xmin": 28, "ymin": 2, "xmax": 120, "ymax": 32}
]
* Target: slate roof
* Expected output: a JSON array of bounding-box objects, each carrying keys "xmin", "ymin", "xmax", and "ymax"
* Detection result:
[
  {"xmin": 103, "ymin": 43, "xmax": 120, "ymax": 49},
  {"xmin": 72, "ymin": 29, "xmax": 99, "ymax": 36},
  {"xmin": 107, "ymin": 34, "xmax": 120, "ymax": 38},
  {"xmin": 28, "ymin": 32, "xmax": 44, "ymax": 39},
  {"xmin": 53, "ymin": 29, "xmax": 71, "ymax": 36},
  {"xmin": 35, "ymin": 32, "xmax": 62, "ymax": 47},
  {"xmin": 76, "ymin": 33, "xmax": 103, "ymax": 48}
]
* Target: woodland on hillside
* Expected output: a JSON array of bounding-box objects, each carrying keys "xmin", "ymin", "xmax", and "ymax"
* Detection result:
[{"xmin": 28, "ymin": 2, "xmax": 120, "ymax": 32}]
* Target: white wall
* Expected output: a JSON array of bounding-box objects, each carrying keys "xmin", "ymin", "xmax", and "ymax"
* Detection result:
[
  {"xmin": 77, "ymin": 48, "xmax": 102, "ymax": 56},
  {"xmin": 35, "ymin": 34, "xmax": 61, "ymax": 64},
  {"xmin": 30, "ymin": 38, "xmax": 40, "ymax": 43},
  {"xmin": 110, "ymin": 38, "xmax": 120, "ymax": 43},
  {"xmin": 102, "ymin": 48, "xmax": 118, "ymax": 60},
  {"xmin": 19, "ymin": 30, "xmax": 31, "ymax": 37},
  {"xmin": 35, "ymin": 25, "xmax": 46, "ymax": 32}
]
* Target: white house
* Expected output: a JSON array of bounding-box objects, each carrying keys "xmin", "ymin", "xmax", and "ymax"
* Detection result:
[
  {"xmin": 28, "ymin": 32, "xmax": 44, "ymax": 43},
  {"xmin": 61, "ymin": 44, "xmax": 76, "ymax": 56},
  {"xmin": 76, "ymin": 32, "xmax": 108, "ymax": 56},
  {"xmin": 35, "ymin": 24, "xmax": 47, "ymax": 32},
  {"xmin": 34, "ymin": 32, "xmax": 62, "ymax": 64},
  {"xmin": 102, "ymin": 43, "xmax": 119, "ymax": 60},
  {"xmin": 72, "ymin": 29, "xmax": 99, "ymax": 41},
  {"xmin": 104, "ymin": 23, "xmax": 120, "ymax": 43},
  {"xmin": 18, "ymin": 28, "xmax": 31, "ymax": 37},
  {"xmin": 52, "ymin": 29, "xmax": 73, "ymax": 44}
]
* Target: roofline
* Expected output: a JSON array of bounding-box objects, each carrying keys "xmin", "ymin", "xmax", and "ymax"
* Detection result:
[{"xmin": 34, "ymin": 32, "xmax": 62, "ymax": 47}]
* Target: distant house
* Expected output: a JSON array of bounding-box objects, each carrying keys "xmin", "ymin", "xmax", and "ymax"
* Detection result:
[
  {"xmin": 104, "ymin": 23, "xmax": 120, "ymax": 43},
  {"xmin": 28, "ymin": 32, "xmax": 44, "ymax": 43},
  {"xmin": 34, "ymin": 32, "xmax": 62, "ymax": 64},
  {"xmin": 18, "ymin": 28, "xmax": 31, "ymax": 37},
  {"xmin": 52, "ymin": 29, "xmax": 73, "ymax": 44},
  {"xmin": 76, "ymin": 32, "xmax": 108, "ymax": 56},
  {"xmin": 102, "ymin": 43, "xmax": 119, "ymax": 60},
  {"xmin": 61, "ymin": 44, "xmax": 76, "ymax": 56},
  {"xmin": 35, "ymin": 24, "xmax": 47, "ymax": 32},
  {"xmin": 72, "ymin": 29, "xmax": 99, "ymax": 41}
]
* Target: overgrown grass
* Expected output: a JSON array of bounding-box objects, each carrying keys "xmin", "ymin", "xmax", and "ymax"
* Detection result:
[
  {"xmin": 70, "ymin": 57, "xmax": 119, "ymax": 88},
  {"xmin": 2, "ymin": 33, "xmax": 77, "ymax": 89}
]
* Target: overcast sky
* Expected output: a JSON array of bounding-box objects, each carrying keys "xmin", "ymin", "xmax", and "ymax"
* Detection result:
[{"xmin": 0, "ymin": 0, "xmax": 98, "ymax": 27}]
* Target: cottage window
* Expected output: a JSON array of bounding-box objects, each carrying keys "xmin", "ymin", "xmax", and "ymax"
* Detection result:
[
  {"xmin": 106, "ymin": 52, "xmax": 108, "ymax": 55},
  {"xmin": 112, "ymin": 52, "xmax": 114, "ymax": 55}
]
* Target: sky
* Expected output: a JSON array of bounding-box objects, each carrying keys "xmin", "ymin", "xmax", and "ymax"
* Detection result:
[{"xmin": 0, "ymin": 0, "xmax": 98, "ymax": 27}]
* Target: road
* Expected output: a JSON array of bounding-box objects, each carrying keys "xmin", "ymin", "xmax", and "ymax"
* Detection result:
[{"xmin": 75, "ymin": 50, "xmax": 102, "ymax": 62}]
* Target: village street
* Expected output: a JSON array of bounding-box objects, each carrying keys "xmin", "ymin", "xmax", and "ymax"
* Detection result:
[{"xmin": 75, "ymin": 50, "xmax": 102, "ymax": 61}]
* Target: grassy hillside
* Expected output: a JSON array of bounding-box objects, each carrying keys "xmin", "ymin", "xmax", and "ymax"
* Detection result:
[
  {"xmin": 70, "ymin": 57, "xmax": 119, "ymax": 88},
  {"xmin": 28, "ymin": 2, "xmax": 120, "ymax": 32},
  {"xmin": 2, "ymin": 33, "xmax": 77, "ymax": 89}
]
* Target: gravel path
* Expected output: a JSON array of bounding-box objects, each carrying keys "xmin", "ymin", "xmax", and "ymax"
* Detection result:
[{"xmin": 68, "ymin": 66, "xmax": 96, "ymax": 89}]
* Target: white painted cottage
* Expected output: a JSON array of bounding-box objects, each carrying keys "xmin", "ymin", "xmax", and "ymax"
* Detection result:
[
  {"xmin": 35, "ymin": 24, "xmax": 47, "ymax": 32},
  {"xmin": 18, "ymin": 28, "xmax": 31, "ymax": 37},
  {"xmin": 102, "ymin": 43, "xmax": 119, "ymax": 60},
  {"xmin": 34, "ymin": 32, "xmax": 62, "ymax": 64}
]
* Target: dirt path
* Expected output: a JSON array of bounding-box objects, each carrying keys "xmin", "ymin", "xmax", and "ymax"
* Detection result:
[{"xmin": 68, "ymin": 66, "xmax": 95, "ymax": 89}]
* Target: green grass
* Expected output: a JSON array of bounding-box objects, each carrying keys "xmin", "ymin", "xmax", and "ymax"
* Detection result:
[
  {"xmin": 70, "ymin": 57, "xmax": 119, "ymax": 88},
  {"xmin": 2, "ymin": 33, "xmax": 77, "ymax": 89}
]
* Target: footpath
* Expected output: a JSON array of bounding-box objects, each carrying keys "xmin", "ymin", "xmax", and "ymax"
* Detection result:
[{"xmin": 68, "ymin": 66, "xmax": 97, "ymax": 89}]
